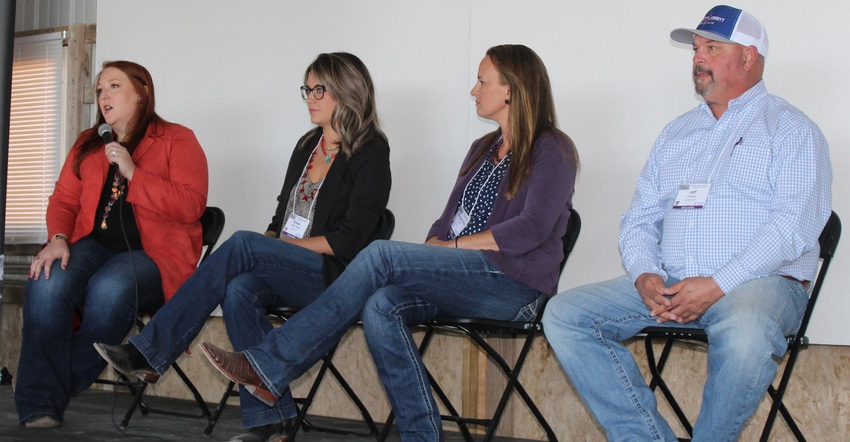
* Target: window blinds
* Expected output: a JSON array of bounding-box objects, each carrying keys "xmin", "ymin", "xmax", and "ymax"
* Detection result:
[{"xmin": 7, "ymin": 32, "xmax": 65, "ymax": 244}]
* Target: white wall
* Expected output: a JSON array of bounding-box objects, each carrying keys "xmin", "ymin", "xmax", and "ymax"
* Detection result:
[{"xmin": 97, "ymin": 0, "xmax": 849, "ymax": 345}]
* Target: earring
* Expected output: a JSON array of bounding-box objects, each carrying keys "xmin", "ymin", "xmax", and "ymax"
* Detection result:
[{"xmin": 505, "ymin": 98, "xmax": 511, "ymax": 104}]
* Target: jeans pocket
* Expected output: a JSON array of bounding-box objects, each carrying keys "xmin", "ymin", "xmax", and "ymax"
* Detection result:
[{"xmin": 512, "ymin": 293, "xmax": 547, "ymax": 322}]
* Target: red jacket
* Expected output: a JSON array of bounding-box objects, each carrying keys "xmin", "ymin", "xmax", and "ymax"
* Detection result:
[{"xmin": 47, "ymin": 121, "xmax": 209, "ymax": 300}]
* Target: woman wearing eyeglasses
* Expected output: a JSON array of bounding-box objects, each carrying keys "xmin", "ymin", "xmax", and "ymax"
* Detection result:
[
  {"xmin": 200, "ymin": 44, "xmax": 578, "ymax": 441},
  {"xmin": 95, "ymin": 52, "xmax": 391, "ymax": 442}
]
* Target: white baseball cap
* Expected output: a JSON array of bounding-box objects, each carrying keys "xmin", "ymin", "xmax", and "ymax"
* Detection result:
[{"xmin": 671, "ymin": 5, "xmax": 769, "ymax": 58}]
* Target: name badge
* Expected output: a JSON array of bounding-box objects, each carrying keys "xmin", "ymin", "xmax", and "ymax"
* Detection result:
[
  {"xmin": 282, "ymin": 214, "xmax": 310, "ymax": 238},
  {"xmin": 450, "ymin": 206, "xmax": 470, "ymax": 237},
  {"xmin": 673, "ymin": 183, "xmax": 711, "ymax": 209}
]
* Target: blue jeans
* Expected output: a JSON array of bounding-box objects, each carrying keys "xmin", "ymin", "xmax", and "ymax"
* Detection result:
[
  {"xmin": 15, "ymin": 236, "xmax": 164, "ymax": 424},
  {"xmin": 541, "ymin": 274, "xmax": 809, "ymax": 442},
  {"xmin": 241, "ymin": 240, "xmax": 544, "ymax": 442},
  {"xmin": 129, "ymin": 230, "xmax": 325, "ymax": 428}
]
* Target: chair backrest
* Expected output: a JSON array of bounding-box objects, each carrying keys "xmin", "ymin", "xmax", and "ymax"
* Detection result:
[
  {"xmin": 559, "ymin": 208, "xmax": 581, "ymax": 275},
  {"xmin": 795, "ymin": 210, "xmax": 841, "ymax": 339},
  {"xmin": 530, "ymin": 207, "xmax": 580, "ymax": 325},
  {"xmin": 74, "ymin": 206, "xmax": 226, "ymax": 330},
  {"xmin": 374, "ymin": 208, "xmax": 395, "ymax": 241},
  {"xmin": 199, "ymin": 206, "xmax": 226, "ymax": 262}
]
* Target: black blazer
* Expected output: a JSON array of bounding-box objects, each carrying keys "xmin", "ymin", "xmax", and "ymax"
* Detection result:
[{"xmin": 268, "ymin": 131, "xmax": 391, "ymax": 285}]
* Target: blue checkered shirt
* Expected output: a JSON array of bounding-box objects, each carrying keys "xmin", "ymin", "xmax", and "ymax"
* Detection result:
[{"xmin": 620, "ymin": 81, "xmax": 832, "ymax": 293}]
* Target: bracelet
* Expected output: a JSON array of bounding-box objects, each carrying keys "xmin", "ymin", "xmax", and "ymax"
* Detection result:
[
  {"xmin": 50, "ymin": 234, "xmax": 68, "ymax": 244},
  {"xmin": 455, "ymin": 237, "xmax": 459, "ymax": 248}
]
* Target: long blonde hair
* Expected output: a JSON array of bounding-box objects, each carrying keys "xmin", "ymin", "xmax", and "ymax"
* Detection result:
[{"xmin": 300, "ymin": 52, "xmax": 386, "ymax": 157}]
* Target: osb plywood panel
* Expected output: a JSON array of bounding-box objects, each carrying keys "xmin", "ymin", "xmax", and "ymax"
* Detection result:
[
  {"xmin": 0, "ymin": 288, "xmax": 24, "ymax": 379},
  {"xmin": 285, "ymin": 325, "xmax": 390, "ymax": 421},
  {"xmin": 625, "ymin": 338, "xmax": 850, "ymax": 442},
  {"xmin": 508, "ymin": 336, "xmax": 604, "ymax": 441},
  {"xmin": 2, "ymin": 299, "xmax": 848, "ymax": 441}
]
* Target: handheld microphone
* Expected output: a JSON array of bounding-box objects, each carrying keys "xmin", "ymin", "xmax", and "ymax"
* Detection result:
[
  {"xmin": 98, "ymin": 123, "xmax": 114, "ymax": 144},
  {"xmin": 99, "ymin": 123, "xmax": 119, "ymax": 169}
]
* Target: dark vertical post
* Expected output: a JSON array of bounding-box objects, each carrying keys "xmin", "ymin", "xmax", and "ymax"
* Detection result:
[
  {"xmin": 0, "ymin": 0, "xmax": 15, "ymax": 261},
  {"xmin": 0, "ymin": 0, "xmax": 16, "ymax": 385}
]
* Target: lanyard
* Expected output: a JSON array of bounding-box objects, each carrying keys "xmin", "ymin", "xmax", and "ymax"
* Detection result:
[{"xmin": 460, "ymin": 136, "xmax": 507, "ymax": 215}]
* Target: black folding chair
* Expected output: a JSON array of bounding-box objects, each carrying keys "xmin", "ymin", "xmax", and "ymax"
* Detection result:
[
  {"xmin": 94, "ymin": 206, "xmax": 225, "ymax": 430},
  {"xmin": 205, "ymin": 208, "xmax": 395, "ymax": 439},
  {"xmin": 379, "ymin": 207, "xmax": 581, "ymax": 442},
  {"xmin": 639, "ymin": 210, "xmax": 840, "ymax": 442}
]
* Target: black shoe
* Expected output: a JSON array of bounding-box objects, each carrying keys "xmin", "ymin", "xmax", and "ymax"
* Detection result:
[
  {"xmin": 93, "ymin": 343, "xmax": 160, "ymax": 383},
  {"xmin": 229, "ymin": 419, "xmax": 293, "ymax": 442},
  {"xmin": 0, "ymin": 366, "xmax": 12, "ymax": 385}
]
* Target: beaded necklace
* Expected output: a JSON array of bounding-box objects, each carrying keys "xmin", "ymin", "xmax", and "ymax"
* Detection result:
[
  {"xmin": 319, "ymin": 136, "xmax": 338, "ymax": 164},
  {"xmin": 297, "ymin": 136, "xmax": 328, "ymax": 203},
  {"xmin": 100, "ymin": 172, "xmax": 125, "ymax": 230},
  {"xmin": 298, "ymin": 160, "xmax": 320, "ymax": 203}
]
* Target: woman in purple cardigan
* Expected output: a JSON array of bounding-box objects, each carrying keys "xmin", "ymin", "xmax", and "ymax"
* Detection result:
[{"xmin": 200, "ymin": 44, "xmax": 578, "ymax": 442}]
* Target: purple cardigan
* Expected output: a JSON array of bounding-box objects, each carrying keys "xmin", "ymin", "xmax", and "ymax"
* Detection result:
[{"xmin": 427, "ymin": 130, "xmax": 576, "ymax": 295}]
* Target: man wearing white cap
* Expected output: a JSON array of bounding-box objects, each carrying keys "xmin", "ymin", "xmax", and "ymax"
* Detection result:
[{"xmin": 543, "ymin": 5, "xmax": 831, "ymax": 441}]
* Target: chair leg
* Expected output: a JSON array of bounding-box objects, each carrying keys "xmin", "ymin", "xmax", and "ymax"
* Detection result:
[
  {"xmin": 96, "ymin": 317, "xmax": 215, "ymax": 434},
  {"xmin": 511, "ymin": 381, "xmax": 558, "ymax": 441},
  {"xmin": 204, "ymin": 381, "xmax": 237, "ymax": 437},
  {"xmin": 287, "ymin": 345, "xmax": 338, "ymax": 442},
  {"xmin": 379, "ymin": 326, "xmax": 468, "ymax": 442},
  {"xmin": 324, "ymin": 361, "xmax": 380, "ymax": 436},
  {"xmin": 286, "ymin": 342, "xmax": 379, "ymax": 441},
  {"xmin": 377, "ymin": 412, "xmax": 395, "ymax": 442},
  {"xmin": 382, "ymin": 324, "xmax": 559, "ymax": 442},
  {"xmin": 120, "ymin": 380, "xmax": 148, "ymax": 429},
  {"xmin": 111, "ymin": 362, "xmax": 213, "ymax": 431},
  {"xmin": 467, "ymin": 328, "xmax": 556, "ymax": 442},
  {"xmin": 92, "ymin": 373, "xmax": 148, "ymax": 428},
  {"xmin": 764, "ymin": 385, "xmax": 806, "ymax": 441},
  {"xmin": 379, "ymin": 360, "xmax": 474, "ymax": 441},
  {"xmin": 759, "ymin": 342, "xmax": 806, "ymax": 442},
  {"xmin": 419, "ymin": 326, "xmax": 475, "ymax": 441},
  {"xmin": 645, "ymin": 337, "xmax": 693, "ymax": 437},
  {"xmin": 170, "ymin": 361, "xmax": 213, "ymax": 420},
  {"xmin": 426, "ymin": 368, "xmax": 475, "ymax": 441}
]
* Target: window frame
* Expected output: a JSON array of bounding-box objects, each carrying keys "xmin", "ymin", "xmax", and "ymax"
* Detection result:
[{"xmin": 6, "ymin": 24, "xmax": 94, "ymax": 245}]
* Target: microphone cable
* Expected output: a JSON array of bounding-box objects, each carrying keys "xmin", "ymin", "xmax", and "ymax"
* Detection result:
[
  {"xmin": 106, "ymin": 178, "xmax": 166, "ymax": 441},
  {"xmin": 103, "ymin": 148, "xmax": 155, "ymax": 438},
  {"xmin": 95, "ymin": 128, "xmax": 180, "ymax": 439}
]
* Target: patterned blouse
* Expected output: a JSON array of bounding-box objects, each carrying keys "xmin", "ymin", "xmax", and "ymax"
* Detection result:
[{"xmin": 449, "ymin": 140, "xmax": 510, "ymax": 239}]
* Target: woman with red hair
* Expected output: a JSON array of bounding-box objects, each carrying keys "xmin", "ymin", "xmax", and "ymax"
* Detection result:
[{"xmin": 15, "ymin": 61, "xmax": 208, "ymax": 428}]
